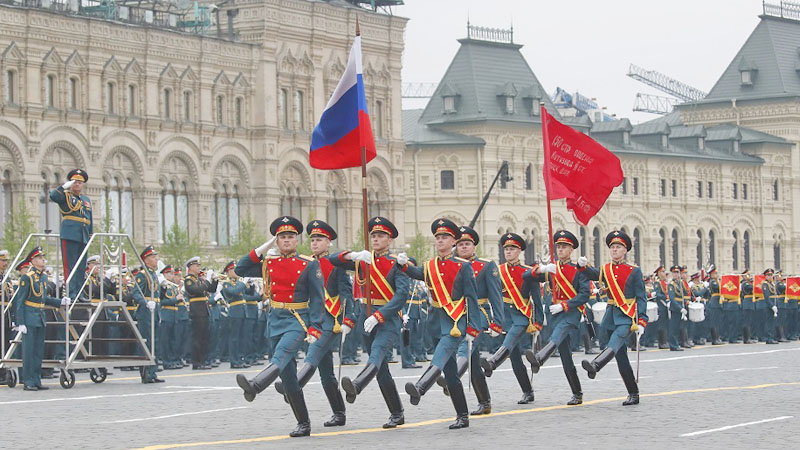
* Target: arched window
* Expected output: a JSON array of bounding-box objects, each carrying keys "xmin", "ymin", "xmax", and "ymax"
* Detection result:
[
  {"xmin": 671, "ymin": 229, "xmax": 679, "ymax": 266},
  {"xmin": 743, "ymin": 230, "xmax": 751, "ymax": 269},
  {"xmin": 183, "ymin": 90, "xmax": 193, "ymax": 122},
  {"xmin": 633, "ymin": 228, "xmax": 641, "ymax": 266},
  {"xmin": 234, "ymin": 97, "xmax": 243, "ymax": 127},
  {"xmin": 158, "ymin": 181, "xmax": 190, "ymax": 241},
  {"xmin": 732, "ymin": 230, "xmax": 739, "ymax": 271},
  {"xmin": 279, "ymin": 88, "xmax": 288, "ymax": 129},
  {"xmin": 579, "ymin": 227, "xmax": 587, "ymax": 251},
  {"xmin": 696, "ymin": 229, "xmax": 703, "ymax": 270},
  {"xmin": 294, "ymin": 90, "xmax": 304, "ymax": 130},
  {"xmin": 280, "ymin": 186, "xmax": 303, "ymax": 223},
  {"xmin": 213, "ymin": 184, "xmax": 240, "ymax": 246},
  {"xmin": 592, "ymin": 227, "xmax": 601, "ymax": 267},
  {"xmin": 5, "ymin": 70, "xmax": 16, "ymax": 104},
  {"xmin": 658, "ymin": 229, "xmax": 666, "ymax": 267},
  {"xmin": 708, "ymin": 230, "xmax": 716, "ymax": 265},
  {"xmin": 215, "ymin": 186, "xmax": 228, "ymax": 246},
  {"xmin": 39, "ymin": 172, "xmax": 61, "ymax": 233},
  {"xmin": 774, "ymin": 241, "xmax": 781, "ymax": 270},
  {"xmin": 100, "ymin": 177, "xmax": 135, "ymax": 236}
]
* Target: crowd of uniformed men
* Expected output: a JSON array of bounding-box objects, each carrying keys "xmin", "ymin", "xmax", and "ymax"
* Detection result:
[{"xmin": 1, "ymin": 168, "xmax": 798, "ymax": 436}]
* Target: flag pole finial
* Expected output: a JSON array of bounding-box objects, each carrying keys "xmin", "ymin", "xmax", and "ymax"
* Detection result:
[{"xmin": 356, "ymin": 16, "xmax": 361, "ymax": 36}]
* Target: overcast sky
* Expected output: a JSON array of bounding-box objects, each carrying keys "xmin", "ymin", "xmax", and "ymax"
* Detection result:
[{"xmin": 393, "ymin": 0, "xmax": 763, "ymax": 123}]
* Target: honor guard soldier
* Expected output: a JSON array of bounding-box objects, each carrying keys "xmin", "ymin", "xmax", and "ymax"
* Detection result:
[
  {"xmin": 762, "ymin": 269, "xmax": 779, "ymax": 344},
  {"xmin": 399, "ymin": 219, "xmax": 480, "ymax": 429},
  {"xmin": 221, "ymin": 260, "xmax": 261, "ymax": 369},
  {"xmin": 678, "ymin": 267, "xmax": 693, "ymax": 348},
  {"xmin": 235, "ymin": 216, "xmax": 324, "ymax": 438},
  {"xmin": 184, "ymin": 257, "xmax": 217, "ymax": 370},
  {"xmin": 782, "ymin": 273, "xmax": 798, "ymax": 340},
  {"xmin": 667, "ymin": 266, "xmax": 685, "ymax": 351},
  {"xmin": 158, "ymin": 265, "xmax": 181, "ymax": 369},
  {"xmin": 581, "ymin": 231, "xmax": 648, "ymax": 405},
  {"xmin": 446, "ymin": 225, "xmax": 503, "ymax": 416},
  {"xmin": 13, "ymin": 247, "xmax": 70, "ymax": 390},
  {"xmin": 133, "ymin": 246, "xmax": 164, "ymax": 383},
  {"xmin": 740, "ymin": 270, "xmax": 756, "ymax": 343},
  {"xmin": 706, "ymin": 267, "xmax": 724, "ymax": 345},
  {"xmin": 0, "ymin": 250, "xmax": 16, "ymax": 386},
  {"xmin": 525, "ymin": 230, "xmax": 590, "ymax": 405},
  {"xmin": 480, "ymin": 232, "xmax": 544, "ymax": 405},
  {"xmin": 49, "ymin": 169, "xmax": 92, "ymax": 299},
  {"xmin": 652, "ymin": 266, "xmax": 673, "ymax": 349},
  {"xmin": 775, "ymin": 271, "xmax": 789, "ymax": 342},
  {"xmin": 338, "ymin": 216, "xmax": 410, "ymax": 429},
  {"xmin": 274, "ymin": 220, "xmax": 355, "ymax": 428}
]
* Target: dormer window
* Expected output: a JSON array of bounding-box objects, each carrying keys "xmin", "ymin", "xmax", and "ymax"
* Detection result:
[
  {"xmin": 496, "ymin": 82, "xmax": 517, "ymax": 115},
  {"xmin": 439, "ymin": 82, "xmax": 460, "ymax": 115},
  {"xmin": 505, "ymin": 96, "xmax": 514, "ymax": 114},
  {"xmin": 741, "ymin": 70, "xmax": 752, "ymax": 85},
  {"xmin": 738, "ymin": 57, "xmax": 757, "ymax": 86},
  {"xmin": 698, "ymin": 137, "xmax": 705, "ymax": 150},
  {"xmin": 661, "ymin": 134, "xmax": 669, "ymax": 148},
  {"xmin": 623, "ymin": 131, "xmax": 630, "ymax": 145},
  {"xmin": 443, "ymin": 96, "xmax": 456, "ymax": 113},
  {"xmin": 733, "ymin": 140, "xmax": 740, "ymax": 153}
]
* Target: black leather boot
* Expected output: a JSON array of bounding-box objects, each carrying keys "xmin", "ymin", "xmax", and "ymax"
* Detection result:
[
  {"xmin": 379, "ymin": 381, "xmax": 405, "ymax": 429},
  {"xmin": 470, "ymin": 365, "xmax": 492, "ymax": 415},
  {"xmin": 658, "ymin": 330, "xmax": 669, "ymax": 349},
  {"xmin": 526, "ymin": 341, "xmax": 557, "ymax": 374},
  {"xmin": 448, "ymin": 381, "xmax": 470, "ymax": 429},
  {"xmin": 286, "ymin": 390, "xmax": 311, "ymax": 437},
  {"xmin": 778, "ymin": 326, "xmax": 789, "ymax": 342},
  {"xmin": 341, "ymin": 363, "xmax": 378, "ymax": 404},
  {"xmin": 583, "ymin": 334, "xmax": 598, "ymax": 355},
  {"xmin": 236, "ymin": 363, "xmax": 280, "ymax": 402},
  {"xmin": 276, "ymin": 362, "xmax": 316, "ymax": 397},
  {"xmin": 480, "ymin": 346, "xmax": 510, "ymax": 377},
  {"xmin": 322, "ymin": 382, "xmax": 346, "ymax": 427},
  {"xmin": 565, "ymin": 367, "xmax": 583, "ymax": 405},
  {"xmin": 405, "ymin": 364, "xmax": 442, "ymax": 406},
  {"xmin": 621, "ymin": 366, "xmax": 640, "ymax": 406},
  {"xmin": 581, "ymin": 347, "xmax": 615, "ymax": 380},
  {"xmin": 436, "ymin": 356, "xmax": 467, "ymax": 396},
  {"xmin": 515, "ymin": 357, "xmax": 535, "ymax": 404},
  {"xmin": 711, "ymin": 327, "xmax": 723, "ymax": 345}
]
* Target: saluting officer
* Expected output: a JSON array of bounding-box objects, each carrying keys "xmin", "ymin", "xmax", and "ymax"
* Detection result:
[
  {"xmin": 526, "ymin": 230, "xmax": 590, "ymax": 406},
  {"xmin": 234, "ymin": 216, "xmax": 324, "ymax": 438},
  {"xmin": 480, "ymin": 232, "xmax": 543, "ymax": 405},
  {"xmin": 274, "ymin": 220, "xmax": 355, "ymax": 428},
  {"xmin": 338, "ymin": 217, "xmax": 410, "ymax": 430},
  {"xmin": 581, "ymin": 231, "xmax": 648, "ymax": 405},
  {"xmin": 184, "ymin": 258, "xmax": 217, "ymax": 370},
  {"xmin": 49, "ymin": 169, "xmax": 92, "ymax": 299},
  {"xmin": 14, "ymin": 247, "xmax": 70, "ymax": 390},
  {"xmin": 400, "ymin": 219, "xmax": 481, "ymax": 429}
]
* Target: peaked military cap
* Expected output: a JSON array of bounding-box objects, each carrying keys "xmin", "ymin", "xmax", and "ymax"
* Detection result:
[
  {"xmin": 764, "ymin": 268, "xmax": 774, "ymax": 275},
  {"xmin": 654, "ymin": 265, "xmax": 665, "ymax": 275},
  {"xmin": 501, "ymin": 233, "xmax": 526, "ymax": 250},
  {"xmin": 307, "ymin": 219, "xmax": 337, "ymax": 241},
  {"xmin": 606, "ymin": 230, "xmax": 632, "ymax": 250},
  {"xmin": 140, "ymin": 245, "xmax": 158, "ymax": 260},
  {"xmin": 691, "ymin": 272, "xmax": 700, "ymax": 280},
  {"xmin": 0, "ymin": 250, "xmax": 8, "ymax": 261},
  {"xmin": 368, "ymin": 216, "xmax": 398, "ymax": 238},
  {"xmin": 223, "ymin": 260, "xmax": 236, "ymax": 272},
  {"xmin": 270, "ymin": 216, "xmax": 303, "ymax": 236},
  {"xmin": 457, "ymin": 225, "xmax": 480, "ymax": 245},
  {"xmin": 430, "ymin": 218, "xmax": 461, "ymax": 239},
  {"xmin": 160, "ymin": 264, "xmax": 173, "ymax": 274},
  {"xmin": 25, "ymin": 246, "xmax": 44, "ymax": 264},
  {"xmin": 67, "ymin": 168, "xmax": 88, "ymax": 183},
  {"xmin": 670, "ymin": 265, "xmax": 681, "ymax": 273},
  {"xmin": 553, "ymin": 230, "xmax": 579, "ymax": 249},
  {"xmin": 185, "ymin": 256, "xmax": 201, "ymax": 268}
]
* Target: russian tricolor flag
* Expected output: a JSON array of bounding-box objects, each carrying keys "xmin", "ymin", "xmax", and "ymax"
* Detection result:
[{"xmin": 310, "ymin": 35, "xmax": 376, "ymax": 170}]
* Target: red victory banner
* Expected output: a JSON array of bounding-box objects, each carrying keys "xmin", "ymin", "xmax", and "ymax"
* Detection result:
[
  {"xmin": 786, "ymin": 276, "xmax": 800, "ymax": 301},
  {"xmin": 720, "ymin": 275, "xmax": 741, "ymax": 301},
  {"xmin": 753, "ymin": 274, "xmax": 766, "ymax": 300},
  {"xmin": 541, "ymin": 105, "xmax": 624, "ymax": 226}
]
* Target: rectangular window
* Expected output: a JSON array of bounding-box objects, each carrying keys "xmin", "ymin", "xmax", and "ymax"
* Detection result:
[
  {"xmin": 707, "ymin": 181, "xmax": 713, "ymax": 199},
  {"xmin": 5, "ymin": 70, "xmax": 15, "ymax": 104},
  {"xmin": 441, "ymin": 170, "xmax": 455, "ymax": 190},
  {"xmin": 621, "ymin": 177, "xmax": 628, "ymax": 194},
  {"xmin": 443, "ymin": 96, "xmax": 455, "ymax": 113},
  {"xmin": 505, "ymin": 96, "xmax": 514, "ymax": 114},
  {"xmin": 294, "ymin": 90, "xmax": 304, "ymax": 130},
  {"xmin": 733, "ymin": 183, "xmax": 738, "ymax": 200},
  {"xmin": 632, "ymin": 177, "xmax": 639, "ymax": 195},
  {"xmin": 374, "ymin": 100, "xmax": 384, "ymax": 138},
  {"xmin": 163, "ymin": 88, "xmax": 171, "ymax": 119},
  {"xmin": 623, "ymin": 131, "xmax": 630, "ymax": 145},
  {"xmin": 660, "ymin": 179, "xmax": 666, "ymax": 197},
  {"xmin": 234, "ymin": 97, "xmax": 243, "ymax": 127},
  {"xmin": 525, "ymin": 164, "xmax": 532, "ymax": 191},
  {"xmin": 279, "ymin": 88, "xmax": 288, "ymax": 129},
  {"xmin": 773, "ymin": 180, "xmax": 779, "ymax": 201},
  {"xmin": 671, "ymin": 179, "xmax": 677, "ymax": 197},
  {"xmin": 216, "ymin": 95, "xmax": 224, "ymax": 125},
  {"xmin": 661, "ymin": 134, "xmax": 668, "ymax": 147},
  {"xmin": 106, "ymin": 82, "xmax": 115, "ymax": 114},
  {"xmin": 127, "ymin": 84, "xmax": 136, "ymax": 116},
  {"xmin": 183, "ymin": 91, "xmax": 192, "ymax": 122},
  {"xmin": 697, "ymin": 181, "xmax": 703, "ymax": 198},
  {"xmin": 741, "ymin": 70, "xmax": 751, "ymax": 84},
  {"xmin": 743, "ymin": 183, "xmax": 748, "ymax": 200},
  {"xmin": 46, "ymin": 74, "xmax": 56, "ymax": 107},
  {"xmin": 68, "ymin": 77, "xmax": 78, "ymax": 110}
]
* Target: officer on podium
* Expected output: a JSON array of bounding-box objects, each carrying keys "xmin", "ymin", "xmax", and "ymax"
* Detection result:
[{"xmin": 49, "ymin": 169, "xmax": 92, "ymax": 299}]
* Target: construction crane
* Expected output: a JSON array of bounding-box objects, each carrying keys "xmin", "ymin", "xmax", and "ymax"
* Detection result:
[
  {"xmin": 632, "ymin": 93, "xmax": 679, "ymax": 115},
  {"xmin": 402, "ymin": 82, "xmax": 438, "ymax": 98},
  {"xmin": 627, "ymin": 64, "xmax": 706, "ymax": 102}
]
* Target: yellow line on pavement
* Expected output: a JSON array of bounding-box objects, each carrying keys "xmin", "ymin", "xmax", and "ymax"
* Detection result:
[{"xmin": 129, "ymin": 380, "xmax": 800, "ymax": 450}]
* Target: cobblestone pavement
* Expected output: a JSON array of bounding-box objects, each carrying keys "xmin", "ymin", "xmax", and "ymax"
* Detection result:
[{"xmin": 2, "ymin": 341, "xmax": 799, "ymax": 450}]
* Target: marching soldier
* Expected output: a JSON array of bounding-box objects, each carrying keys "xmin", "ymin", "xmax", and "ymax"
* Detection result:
[
  {"xmin": 273, "ymin": 220, "xmax": 355, "ymax": 427},
  {"xmin": 652, "ymin": 266, "xmax": 672, "ymax": 349},
  {"xmin": 679, "ymin": 267, "xmax": 693, "ymax": 348},
  {"xmin": 741, "ymin": 270, "xmax": 756, "ymax": 343},
  {"xmin": 221, "ymin": 260, "xmax": 261, "ymax": 369},
  {"xmin": 689, "ymin": 273, "xmax": 708, "ymax": 345},
  {"xmin": 338, "ymin": 216, "xmax": 410, "ymax": 429},
  {"xmin": 480, "ymin": 232, "xmax": 543, "ymax": 405},
  {"xmin": 526, "ymin": 230, "xmax": 589, "ymax": 406},
  {"xmin": 234, "ymin": 216, "xmax": 324, "ymax": 437},
  {"xmin": 13, "ymin": 247, "xmax": 70, "ymax": 390},
  {"xmin": 721, "ymin": 271, "xmax": 742, "ymax": 344},
  {"xmin": 762, "ymin": 269, "xmax": 779, "ymax": 345},
  {"xmin": 667, "ymin": 266, "xmax": 685, "ymax": 351},
  {"xmin": 581, "ymin": 231, "xmax": 648, "ymax": 405},
  {"xmin": 399, "ymin": 219, "xmax": 480, "ymax": 429},
  {"xmin": 133, "ymin": 246, "xmax": 164, "ymax": 383},
  {"xmin": 184, "ymin": 258, "xmax": 217, "ymax": 370},
  {"xmin": 49, "ymin": 169, "xmax": 93, "ymax": 299}
]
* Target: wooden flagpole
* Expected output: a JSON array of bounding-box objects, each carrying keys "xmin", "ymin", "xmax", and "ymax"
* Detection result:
[
  {"xmin": 540, "ymin": 103, "xmax": 555, "ymax": 264},
  {"xmin": 356, "ymin": 17, "xmax": 373, "ymax": 316}
]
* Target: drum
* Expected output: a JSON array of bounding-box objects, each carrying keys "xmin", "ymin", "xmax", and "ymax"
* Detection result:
[
  {"xmin": 688, "ymin": 302, "xmax": 705, "ymax": 322},
  {"xmin": 592, "ymin": 302, "xmax": 606, "ymax": 324},
  {"xmin": 646, "ymin": 301, "xmax": 659, "ymax": 322}
]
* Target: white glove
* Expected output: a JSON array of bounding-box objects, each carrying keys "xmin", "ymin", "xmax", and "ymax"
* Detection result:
[
  {"xmin": 254, "ymin": 237, "xmax": 277, "ymax": 257},
  {"xmin": 549, "ymin": 303, "xmax": 564, "ymax": 315},
  {"xmin": 648, "ymin": 291, "xmax": 656, "ymax": 299},
  {"xmin": 18, "ymin": 324, "xmax": 28, "ymax": 334},
  {"xmin": 147, "ymin": 300, "xmax": 156, "ymax": 311},
  {"xmin": 257, "ymin": 301, "xmax": 263, "ymax": 309},
  {"xmin": 593, "ymin": 288, "xmax": 601, "ymax": 295},
  {"xmin": 214, "ymin": 293, "xmax": 223, "ymax": 302},
  {"xmin": 772, "ymin": 305, "xmax": 778, "ymax": 314},
  {"xmin": 341, "ymin": 324, "xmax": 352, "ymax": 337},
  {"xmin": 62, "ymin": 180, "xmax": 76, "ymax": 189},
  {"xmin": 61, "ymin": 296, "xmax": 71, "ymax": 306},
  {"xmin": 680, "ymin": 307, "xmax": 687, "ymax": 315},
  {"xmin": 465, "ymin": 333, "xmax": 475, "ymax": 344},
  {"xmin": 364, "ymin": 314, "xmax": 379, "ymax": 333},
  {"xmin": 402, "ymin": 314, "xmax": 410, "ymax": 324},
  {"xmin": 396, "ymin": 252, "xmax": 409, "ymax": 265},
  {"xmin": 489, "ymin": 328, "xmax": 500, "ymax": 338},
  {"xmin": 266, "ymin": 248, "xmax": 280, "ymax": 257},
  {"xmin": 635, "ymin": 326, "xmax": 645, "ymax": 338},
  {"xmin": 695, "ymin": 297, "xmax": 702, "ymax": 302},
  {"xmin": 577, "ymin": 256, "xmax": 589, "ymax": 268},
  {"xmin": 703, "ymin": 281, "xmax": 709, "ymax": 288},
  {"xmin": 205, "ymin": 270, "xmax": 214, "ymax": 282},
  {"xmin": 681, "ymin": 309, "xmax": 687, "ymax": 321},
  {"xmin": 305, "ymin": 334, "xmax": 318, "ymax": 344},
  {"xmin": 580, "ymin": 314, "xmax": 586, "ymax": 323},
  {"xmin": 688, "ymin": 281, "xmax": 694, "ymax": 289},
  {"xmin": 537, "ymin": 263, "xmax": 557, "ymax": 274},
  {"xmin": 347, "ymin": 250, "xmax": 373, "ymax": 264}
]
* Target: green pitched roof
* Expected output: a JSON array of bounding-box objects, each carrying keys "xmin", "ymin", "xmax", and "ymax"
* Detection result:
[
  {"xmin": 418, "ymin": 37, "xmax": 560, "ymax": 126},
  {"xmin": 703, "ymin": 15, "xmax": 800, "ymax": 101},
  {"xmin": 403, "ymin": 109, "xmax": 485, "ymax": 146}
]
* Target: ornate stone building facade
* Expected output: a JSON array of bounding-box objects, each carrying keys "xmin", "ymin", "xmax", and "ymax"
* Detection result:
[
  {"xmin": 0, "ymin": 0, "xmax": 406, "ymax": 249},
  {"xmin": 404, "ymin": 20, "xmax": 798, "ymax": 273}
]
